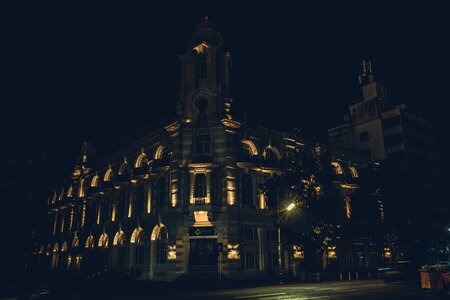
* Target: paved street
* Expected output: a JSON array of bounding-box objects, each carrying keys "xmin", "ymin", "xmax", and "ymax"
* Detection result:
[
  {"xmin": 160, "ymin": 280, "xmax": 447, "ymax": 300},
  {"xmin": 46, "ymin": 279, "xmax": 449, "ymax": 299}
]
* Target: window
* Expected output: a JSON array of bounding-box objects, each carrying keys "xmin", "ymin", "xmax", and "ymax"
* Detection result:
[
  {"xmin": 263, "ymin": 146, "xmax": 281, "ymax": 160},
  {"xmin": 241, "ymin": 174, "xmax": 254, "ymax": 207},
  {"xmin": 385, "ymin": 133, "xmax": 404, "ymax": 146},
  {"xmin": 241, "ymin": 140, "xmax": 258, "ymax": 156},
  {"xmin": 194, "ymin": 173, "xmax": 207, "ymax": 199},
  {"xmin": 156, "ymin": 227, "xmax": 168, "ymax": 264},
  {"xmin": 195, "ymin": 135, "xmax": 211, "ymax": 155},
  {"xmin": 241, "ymin": 253, "xmax": 259, "ymax": 270},
  {"xmin": 155, "ymin": 178, "xmax": 167, "ymax": 207},
  {"xmin": 240, "ymin": 227, "xmax": 259, "ymax": 240},
  {"xmin": 359, "ymin": 131, "xmax": 369, "ymax": 142},
  {"xmin": 383, "ymin": 115, "xmax": 401, "ymax": 129}
]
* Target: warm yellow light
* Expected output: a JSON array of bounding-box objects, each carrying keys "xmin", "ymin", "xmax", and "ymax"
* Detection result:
[
  {"xmin": 345, "ymin": 196, "xmax": 351, "ymax": 219},
  {"xmin": 242, "ymin": 140, "xmax": 258, "ymax": 156},
  {"xmin": 293, "ymin": 245, "xmax": 304, "ymax": 259},
  {"xmin": 130, "ymin": 227, "xmax": 143, "ymax": 244},
  {"xmin": 193, "ymin": 42, "xmax": 210, "ymax": 54},
  {"xmin": 98, "ymin": 233, "xmax": 109, "ymax": 248},
  {"xmin": 168, "ymin": 245, "xmax": 177, "ymax": 260},
  {"xmin": 287, "ymin": 203, "xmax": 296, "ymax": 211},
  {"xmin": 327, "ymin": 246, "xmax": 337, "ymax": 259},
  {"xmin": 154, "ymin": 145, "xmax": 165, "ymax": 160},
  {"xmin": 331, "ymin": 162, "xmax": 344, "ymax": 175},
  {"xmin": 259, "ymin": 192, "xmax": 266, "ymax": 209},
  {"xmin": 227, "ymin": 244, "xmax": 240, "ymax": 259}
]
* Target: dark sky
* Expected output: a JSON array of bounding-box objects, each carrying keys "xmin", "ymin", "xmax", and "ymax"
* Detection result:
[{"xmin": 4, "ymin": 1, "xmax": 450, "ymax": 182}]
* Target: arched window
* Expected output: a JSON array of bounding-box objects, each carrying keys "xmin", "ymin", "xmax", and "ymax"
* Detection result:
[
  {"xmin": 113, "ymin": 230, "xmax": 126, "ymax": 246},
  {"xmin": 91, "ymin": 174, "xmax": 99, "ymax": 187},
  {"xmin": 194, "ymin": 173, "xmax": 207, "ymax": 198},
  {"xmin": 241, "ymin": 174, "xmax": 254, "ymax": 208},
  {"xmin": 136, "ymin": 185, "xmax": 145, "ymax": 214},
  {"xmin": 130, "ymin": 227, "xmax": 144, "ymax": 244},
  {"xmin": 104, "ymin": 168, "xmax": 113, "ymax": 182},
  {"xmin": 52, "ymin": 243, "xmax": 59, "ymax": 269},
  {"xmin": 85, "ymin": 235, "xmax": 94, "ymax": 249},
  {"xmin": 241, "ymin": 140, "xmax": 258, "ymax": 156},
  {"xmin": 348, "ymin": 166, "xmax": 359, "ymax": 178},
  {"xmin": 131, "ymin": 227, "xmax": 145, "ymax": 264},
  {"xmin": 72, "ymin": 234, "xmax": 80, "ymax": 248},
  {"xmin": 154, "ymin": 145, "xmax": 165, "ymax": 160},
  {"xmin": 331, "ymin": 162, "xmax": 344, "ymax": 175},
  {"xmin": 135, "ymin": 152, "xmax": 147, "ymax": 168},
  {"xmin": 118, "ymin": 161, "xmax": 130, "ymax": 176},
  {"xmin": 98, "ymin": 233, "xmax": 109, "ymax": 248},
  {"xmin": 67, "ymin": 185, "xmax": 73, "ymax": 198},
  {"xmin": 61, "ymin": 241, "xmax": 68, "ymax": 252},
  {"xmin": 263, "ymin": 146, "xmax": 281, "ymax": 160},
  {"xmin": 151, "ymin": 224, "xmax": 168, "ymax": 264},
  {"xmin": 155, "ymin": 177, "xmax": 167, "ymax": 208}
]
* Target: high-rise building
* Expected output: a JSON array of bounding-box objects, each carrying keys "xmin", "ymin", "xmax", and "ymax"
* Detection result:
[{"xmin": 328, "ymin": 60, "xmax": 437, "ymax": 163}]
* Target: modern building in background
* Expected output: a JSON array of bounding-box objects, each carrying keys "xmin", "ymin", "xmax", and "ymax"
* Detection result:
[
  {"xmin": 328, "ymin": 61, "xmax": 437, "ymax": 164},
  {"xmin": 36, "ymin": 20, "xmax": 385, "ymax": 281}
]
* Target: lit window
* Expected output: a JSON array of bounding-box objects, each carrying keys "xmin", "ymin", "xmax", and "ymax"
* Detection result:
[
  {"xmin": 348, "ymin": 166, "xmax": 359, "ymax": 178},
  {"xmin": 241, "ymin": 140, "xmax": 258, "ymax": 156},
  {"xmin": 263, "ymin": 146, "xmax": 281, "ymax": 160},
  {"xmin": 331, "ymin": 162, "xmax": 344, "ymax": 175},
  {"xmin": 113, "ymin": 230, "xmax": 125, "ymax": 246},
  {"xmin": 194, "ymin": 173, "xmax": 207, "ymax": 198},
  {"xmin": 85, "ymin": 235, "xmax": 94, "ymax": 249},
  {"xmin": 98, "ymin": 233, "xmax": 109, "ymax": 248},
  {"xmin": 130, "ymin": 227, "xmax": 144, "ymax": 244}
]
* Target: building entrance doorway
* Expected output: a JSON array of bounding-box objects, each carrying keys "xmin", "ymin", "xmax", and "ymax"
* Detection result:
[
  {"xmin": 188, "ymin": 226, "xmax": 218, "ymax": 276},
  {"xmin": 190, "ymin": 238, "xmax": 217, "ymax": 266}
]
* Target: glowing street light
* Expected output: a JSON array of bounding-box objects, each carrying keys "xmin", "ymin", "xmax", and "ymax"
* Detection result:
[
  {"xmin": 277, "ymin": 196, "xmax": 298, "ymax": 284},
  {"xmin": 286, "ymin": 202, "xmax": 296, "ymax": 211}
]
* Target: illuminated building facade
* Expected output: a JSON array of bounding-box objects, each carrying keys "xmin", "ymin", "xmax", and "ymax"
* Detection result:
[{"xmin": 38, "ymin": 19, "xmax": 384, "ymax": 280}]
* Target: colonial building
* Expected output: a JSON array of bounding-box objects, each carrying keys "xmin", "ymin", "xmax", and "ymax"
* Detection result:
[{"xmin": 38, "ymin": 19, "xmax": 384, "ymax": 281}]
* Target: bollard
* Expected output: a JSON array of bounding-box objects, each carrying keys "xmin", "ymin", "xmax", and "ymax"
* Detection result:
[
  {"xmin": 340, "ymin": 272, "xmax": 343, "ymax": 281},
  {"xmin": 355, "ymin": 272, "xmax": 359, "ymax": 280},
  {"xmin": 348, "ymin": 272, "xmax": 351, "ymax": 280},
  {"xmin": 368, "ymin": 271, "xmax": 371, "ymax": 279}
]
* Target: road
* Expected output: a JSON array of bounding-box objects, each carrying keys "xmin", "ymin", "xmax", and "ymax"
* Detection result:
[
  {"xmin": 158, "ymin": 280, "xmax": 446, "ymax": 300},
  {"xmin": 43, "ymin": 278, "xmax": 449, "ymax": 299}
]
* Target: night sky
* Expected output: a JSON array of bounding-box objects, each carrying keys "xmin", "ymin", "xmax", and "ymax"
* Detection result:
[{"xmin": 4, "ymin": 1, "xmax": 450, "ymax": 186}]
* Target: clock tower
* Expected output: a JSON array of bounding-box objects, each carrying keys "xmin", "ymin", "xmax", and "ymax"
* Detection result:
[{"xmin": 178, "ymin": 17, "xmax": 232, "ymax": 127}]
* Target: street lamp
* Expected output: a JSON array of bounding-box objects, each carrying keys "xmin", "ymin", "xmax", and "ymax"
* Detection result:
[
  {"xmin": 286, "ymin": 203, "xmax": 296, "ymax": 211},
  {"xmin": 277, "ymin": 193, "xmax": 296, "ymax": 284}
]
